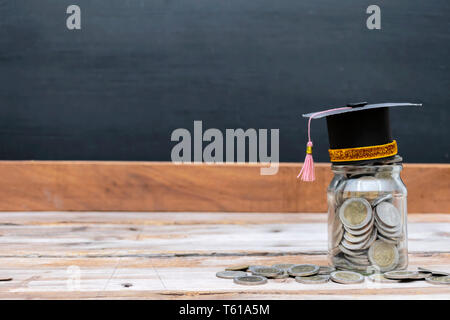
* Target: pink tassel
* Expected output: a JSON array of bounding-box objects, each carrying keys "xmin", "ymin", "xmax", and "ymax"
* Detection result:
[
  {"xmin": 297, "ymin": 141, "xmax": 315, "ymax": 181},
  {"xmin": 297, "ymin": 106, "xmax": 352, "ymax": 182}
]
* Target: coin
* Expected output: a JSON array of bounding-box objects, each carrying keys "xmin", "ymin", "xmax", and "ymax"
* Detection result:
[
  {"xmin": 334, "ymin": 179, "xmax": 347, "ymax": 206},
  {"xmin": 376, "ymin": 226, "xmax": 402, "ymax": 239},
  {"xmin": 216, "ymin": 271, "xmax": 247, "ymax": 279},
  {"xmin": 368, "ymin": 273, "xmax": 400, "ymax": 283},
  {"xmin": 295, "ymin": 274, "xmax": 330, "ymax": 284},
  {"xmin": 413, "ymin": 273, "xmax": 433, "ymax": 280},
  {"xmin": 342, "ymin": 230, "xmax": 376, "ymax": 252},
  {"xmin": 248, "ymin": 265, "xmax": 267, "ymax": 272},
  {"xmin": 375, "ymin": 219, "xmax": 401, "ymax": 237},
  {"xmin": 360, "ymin": 229, "xmax": 378, "ymax": 250},
  {"xmin": 377, "ymin": 233, "xmax": 399, "ymax": 244},
  {"xmin": 233, "ymin": 275, "xmax": 268, "ymax": 286},
  {"xmin": 225, "ymin": 265, "xmax": 249, "ymax": 271},
  {"xmin": 340, "ymin": 260, "xmax": 371, "ymax": 271},
  {"xmin": 425, "ymin": 275, "xmax": 450, "ymax": 285},
  {"xmin": 383, "ymin": 270, "xmax": 421, "ymax": 280},
  {"xmin": 344, "ymin": 216, "xmax": 374, "ymax": 236},
  {"xmin": 330, "ymin": 271, "xmax": 364, "ymax": 284},
  {"xmin": 272, "ymin": 271, "xmax": 290, "ymax": 279},
  {"xmin": 368, "ymin": 240, "xmax": 399, "ymax": 272},
  {"xmin": 371, "ymin": 194, "xmax": 393, "ymax": 207},
  {"xmin": 338, "ymin": 244, "xmax": 366, "ymax": 257},
  {"xmin": 288, "ymin": 264, "xmax": 320, "ymax": 277},
  {"xmin": 251, "ymin": 267, "xmax": 282, "ymax": 278},
  {"xmin": 418, "ymin": 267, "xmax": 449, "ymax": 276},
  {"xmin": 341, "ymin": 238, "xmax": 367, "ymax": 251},
  {"xmin": 318, "ymin": 266, "xmax": 336, "ymax": 275},
  {"xmin": 272, "ymin": 264, "xmax": 295, "ymax": 271},
  {"xmin": 343, "ymin": 230, "xmax": 371, "ymax": 244},
  {"xmin": 333, "ymin": 227, "xmax": 344, "ymax": 248},
  {"xmin": 345, "ymin": 254, "xmax": 371, "ymax": 266},
  {"xmin": 375, "ymin": 214, "xmax": 401, "ymax": 232},
  {"xmin": 376, "ymin": 202, "xmax": 401, "ymax": 228},
  {"xmin": 333, "ymin": 255, "xmax": 368, "ymax": 271},
  {"xmin": 339, "ymin": 198, "xmax": 372, "ymax": 229}
]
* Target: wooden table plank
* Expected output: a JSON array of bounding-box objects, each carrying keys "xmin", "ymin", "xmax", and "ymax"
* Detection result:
[
  {"xmin": 0, "ymin": 162, "xmax": 448, "ymax": 213},
  {"xmin": 0, "ymin": 212, "xmax": 449, "ymax": 299}
]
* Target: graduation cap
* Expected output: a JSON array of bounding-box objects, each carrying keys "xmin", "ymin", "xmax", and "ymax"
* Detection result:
[{"xmin": 297, "ymin": 102, "xmax": 422, "ymax": 182}]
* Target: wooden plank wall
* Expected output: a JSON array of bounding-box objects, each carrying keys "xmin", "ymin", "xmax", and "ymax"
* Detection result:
[{"xmin": 0, "ymin": 161, "xmax": 448, "ymax": 213}]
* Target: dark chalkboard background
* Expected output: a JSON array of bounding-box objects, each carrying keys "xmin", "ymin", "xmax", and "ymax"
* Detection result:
[{"xmin": 0, "ymin": 0, "xmax": 448, "ymax": 162}]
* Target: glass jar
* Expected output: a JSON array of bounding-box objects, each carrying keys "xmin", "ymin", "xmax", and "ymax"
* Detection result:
[{"xmin": 327, "ymin": 163, "xmax": 408, "ymax": 272}]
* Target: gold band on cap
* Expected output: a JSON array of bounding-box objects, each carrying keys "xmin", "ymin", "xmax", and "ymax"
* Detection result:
[
  {"xmin": 329, "ymin": 140, "xmax": 398, "ymax": 162},
  {"xmin": 306, "ymin": 145, "xmax": 313, "ymax": 154}
]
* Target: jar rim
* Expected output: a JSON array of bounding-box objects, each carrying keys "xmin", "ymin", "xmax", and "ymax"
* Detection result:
[{"xmin": 331, "ymin": 163, "xmax": 403, "ymax": 174}]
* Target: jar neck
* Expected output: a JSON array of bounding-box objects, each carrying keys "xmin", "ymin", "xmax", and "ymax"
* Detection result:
[{"xmin": 331, "ymin": 163, "xmax": 403, "ymax": 176}]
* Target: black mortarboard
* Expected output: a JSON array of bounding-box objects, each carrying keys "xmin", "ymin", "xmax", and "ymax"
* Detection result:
[{"xmin": 297, "ymin": 102, "xmax": 422, "ymax": 181}]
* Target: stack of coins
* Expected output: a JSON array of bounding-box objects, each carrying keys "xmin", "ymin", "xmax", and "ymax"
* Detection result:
[{"xmin": 331, "ymin": 175, "xmax": 405, "ymax": 272}]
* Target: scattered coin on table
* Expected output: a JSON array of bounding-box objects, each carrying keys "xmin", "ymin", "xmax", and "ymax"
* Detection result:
[
  {"xmin": 272, "ymin": 264, "xmax": 295, "ymax": 271},
  {"xmin": 288, "ymin": 264, "xmax": 320, "ymax": 277},
  {"xmin": 425, "ymin": 275, "xmax": 450, "ymax": 285},
  {"xmin": 233, "ymin": 275, "xmax": 268, "ymax": 286},
  {"xmin": 251, "ymin": 267, "xmax": 283, "ymax": 278},
  {"xmin": 368, "ymin": 273, "xmax": 400, "ymax": 283},
  {"xmin": 295, "ymin": 275, "xmax": 330, "ymax": 284},
  {"xmin": 383, "ymin": 270, "xmax": 422, "ymax": 280},
  {"xmin": 318, "ymin": 266, "xmax": 335, "ymax": 275},
  {"xmin": 418, "ymin": 267, "xmax": 449, "ymax": 276},
  {"xmin": 216, "ymin": 271, "xmax": 247, "ymax": 279},
  {"xmin": 330, "ymin": 271, "xmax": 364, "ymax": 284},
  {"xmin": 272, "ymin": 271, "xmax": 290, "ymax": 279},
  {"xmin": 225, "ymin": 265, "xmax": 249, "ymax": 271}
]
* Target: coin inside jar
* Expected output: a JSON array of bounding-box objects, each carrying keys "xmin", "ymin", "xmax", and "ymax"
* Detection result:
[
  {"xmin": 371, "ymin": 193, "xmax": 393, "ymax": 207},
  {"xmin": 368, "ymin": 240, "xmax": 399, "ymax": 272},
  {"xmin": 343, "ymin": 230, "xmax": 371, "ymax": 243},
  {"xmin": 376, "ymin": 202, "xmax": 401, "ymax": 228},
  {"xmin": 339, "ymin": 198, "xmax": 372, "ymax": 230}
]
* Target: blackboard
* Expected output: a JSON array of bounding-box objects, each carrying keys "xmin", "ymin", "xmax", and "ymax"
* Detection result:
[{"xmin": 0, "ymin": 0, "xmax": 448, "ymax": 162}]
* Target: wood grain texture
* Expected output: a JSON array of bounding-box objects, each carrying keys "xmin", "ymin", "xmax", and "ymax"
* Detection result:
[
  {"xmin": 0, "ymin": 212, "xmax": 448, "ymax": 299},
  {"xmin": 0, "ymin": 161, "xmax": 448, "ymax": 213}
]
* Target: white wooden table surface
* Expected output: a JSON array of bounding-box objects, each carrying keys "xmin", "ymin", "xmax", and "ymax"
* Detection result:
[{"xmin": 0, "ymin": 212, "xmax": 449, "ymax": 299}]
